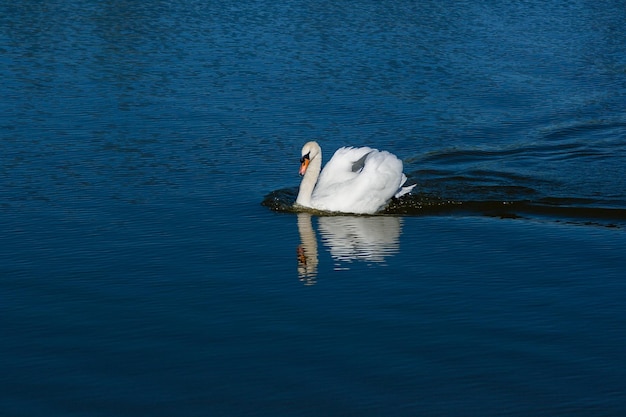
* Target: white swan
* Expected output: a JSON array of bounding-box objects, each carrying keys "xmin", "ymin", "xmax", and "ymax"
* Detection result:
[{"xmin": 295, "ymin": 141, "xmax": 415, "ymax": 214}]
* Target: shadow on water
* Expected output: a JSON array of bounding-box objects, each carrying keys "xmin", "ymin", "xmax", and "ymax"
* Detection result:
[{"xmin": 262, "ymin": 185, "xmax": 626, "ymax": 228}]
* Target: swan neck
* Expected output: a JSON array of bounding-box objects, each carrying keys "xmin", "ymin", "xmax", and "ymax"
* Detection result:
[{"xmin": 296, "ymin": 151, "xmax": 322, "ymax": 207}]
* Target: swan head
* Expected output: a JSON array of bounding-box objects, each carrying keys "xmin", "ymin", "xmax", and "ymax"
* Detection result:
[{"xmin": 299, "ymin": 141, "xmax": 321, "ymax": 176}]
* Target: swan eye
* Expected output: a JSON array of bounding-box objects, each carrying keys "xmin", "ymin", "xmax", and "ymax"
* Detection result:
[{"xmin": 300, "ymin": 153, "xmax": 310, "ymax": 163}]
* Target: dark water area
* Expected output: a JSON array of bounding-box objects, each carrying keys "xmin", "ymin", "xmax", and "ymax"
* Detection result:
[{"xmin": 2, "ymin": 0, "xmax": 626, "ymax": 416}]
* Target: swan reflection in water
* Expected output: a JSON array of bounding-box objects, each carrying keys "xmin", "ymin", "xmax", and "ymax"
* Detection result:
[
  {"xmin": 297, "ymin": 213, "xmax": 319, "ymax": 284},
  {"xmin": 297, "ymin": 213, "xmax": 403, "ymax": 284}
]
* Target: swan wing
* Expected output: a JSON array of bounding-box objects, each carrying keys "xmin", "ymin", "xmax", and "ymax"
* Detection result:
[
  {"xmin": 315, "ymin": 146, "xmax": 374, "ymax": 190},
  {"xmin": 311, "ymin": 147, "xmax": 408, "ymax": 214}
]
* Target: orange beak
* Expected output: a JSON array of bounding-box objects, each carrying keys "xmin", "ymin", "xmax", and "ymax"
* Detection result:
[{"xmin": 299, "ymin": 157, "xmax": 310, "ymax": 176}]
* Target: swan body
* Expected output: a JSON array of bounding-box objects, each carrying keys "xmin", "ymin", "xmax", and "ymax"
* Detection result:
[{"xmin": 295, "ymin": 141, "xmax": 415, "ymax": 214}]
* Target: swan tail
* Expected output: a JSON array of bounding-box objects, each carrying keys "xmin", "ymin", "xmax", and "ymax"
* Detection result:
[
  {"xmin": 394, "ymin": 184, "xmax": 416, "ymax": 198},
  {"xmin": 394, "ymin": 174, "xmax": 416, "ymax": 198}
]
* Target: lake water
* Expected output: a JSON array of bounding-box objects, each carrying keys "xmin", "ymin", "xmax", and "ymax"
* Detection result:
[{"xmin": 2, "ymin": 1, "xmax": 626, "ymax": 415}]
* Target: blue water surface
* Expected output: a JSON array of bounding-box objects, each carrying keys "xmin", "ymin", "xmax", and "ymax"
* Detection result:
[{"xmin": 2, "ymin": 1, "xmax": 626, "ymax": 416}]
